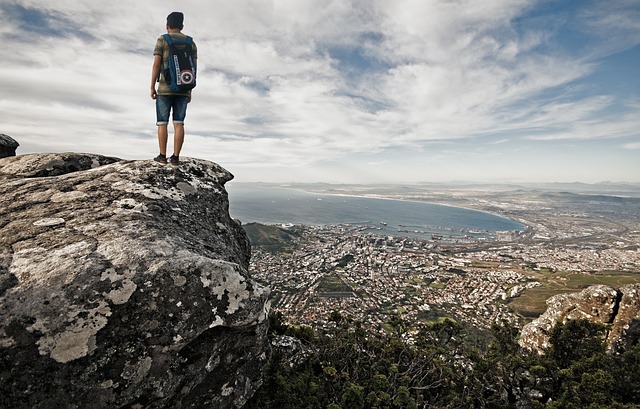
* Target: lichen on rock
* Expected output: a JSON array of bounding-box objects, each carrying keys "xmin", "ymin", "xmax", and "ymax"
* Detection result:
[{"xmin": 0, "ymin": 153, "xmax": 270, "ymax": 408}]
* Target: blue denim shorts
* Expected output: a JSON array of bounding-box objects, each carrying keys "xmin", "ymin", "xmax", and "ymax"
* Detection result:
[{"xmin": 156, "ymin": 95, "xmax": 189, "ymax": 125}]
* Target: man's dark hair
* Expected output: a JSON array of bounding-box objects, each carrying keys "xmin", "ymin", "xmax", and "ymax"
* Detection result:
[{"xmin": 167, "ymin": 12, "xmax": 184, "ymax": 30}]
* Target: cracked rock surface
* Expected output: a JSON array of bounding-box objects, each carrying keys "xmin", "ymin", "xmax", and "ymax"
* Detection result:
[
  {"xmin": 519, "ymin": 283, "xmax": 640, "ymax": 353},
  {"xmin": 0, "ymin": 153, "xmax": 270, "ymax": 408}
]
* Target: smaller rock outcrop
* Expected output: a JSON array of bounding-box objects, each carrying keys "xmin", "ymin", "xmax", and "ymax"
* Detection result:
[
  {"xmin": 0, "ymin": 134, "xmax": 19, "ymax": 158},
  {"xmin": 270, "ymin": 335, "xmax": 315, "ymax": 368},
  {"xmin": 519, "ymin": 284, "xmax": 640, "ymax": 353}
]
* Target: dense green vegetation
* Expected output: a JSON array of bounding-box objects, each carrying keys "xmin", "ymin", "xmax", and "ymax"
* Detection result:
[{"xmin": 245, "ymin": 313, "xmax": 640, "ymax": 408}]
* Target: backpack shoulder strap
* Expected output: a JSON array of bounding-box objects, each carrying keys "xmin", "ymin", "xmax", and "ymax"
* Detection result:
[{"xmin": 163, "ymin": 34, "xmax": 192, "ymax": 45}]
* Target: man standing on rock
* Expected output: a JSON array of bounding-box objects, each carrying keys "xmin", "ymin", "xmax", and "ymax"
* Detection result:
[{"xmin": 150, "ymin": 11, "xmax": 197, "ymax": 166}]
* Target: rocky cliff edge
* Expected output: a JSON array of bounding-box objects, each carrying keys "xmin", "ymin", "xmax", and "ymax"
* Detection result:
[
  {"xmin": 519, "ymin": 284, "xmax": 640, "ymax": 354},
  {"xmin": 0, "ymin": 153, "xmax": 270, "ymax": 408}
]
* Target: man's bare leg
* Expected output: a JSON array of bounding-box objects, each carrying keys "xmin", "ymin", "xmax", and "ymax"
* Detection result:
[
  {"xmin": 158, "ymin": 124, "xmax": 169, "ymax": 155},
  {"xmin": 173, "ymin": 123, "xmax": 184, "ymax": 157}
]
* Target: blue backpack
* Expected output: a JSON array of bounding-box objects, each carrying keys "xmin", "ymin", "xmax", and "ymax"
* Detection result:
[{"xmin": 162, "ymin": 34, "xmax": 196, "ymax": 92}]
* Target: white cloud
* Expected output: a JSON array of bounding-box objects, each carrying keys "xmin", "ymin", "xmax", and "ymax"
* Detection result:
[{"xmin": 1, "ymin": 0, "xmax": 639, "ymax": 182}]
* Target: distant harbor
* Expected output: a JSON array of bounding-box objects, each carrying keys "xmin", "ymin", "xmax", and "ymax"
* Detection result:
[{"xmin": 227, "ymin": 183, "xmax": 524, "ymax": 241}]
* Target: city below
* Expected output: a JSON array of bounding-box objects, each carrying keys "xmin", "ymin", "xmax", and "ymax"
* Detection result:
[{"xmin": 245, "ymin": 184, "xmax": 640, "ymax": 335}]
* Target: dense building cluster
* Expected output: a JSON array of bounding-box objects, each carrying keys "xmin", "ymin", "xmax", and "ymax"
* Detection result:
[
  {"xmin": 249, "ymin": 189, "xmax": 640, "ymax": 333},
  {"xmin": 250, "ymin": 225, "xmax": 539, "ymax": 332}
]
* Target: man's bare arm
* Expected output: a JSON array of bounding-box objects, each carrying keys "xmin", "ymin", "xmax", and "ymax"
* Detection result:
[{"xmin": 150, "ymin": 55, "xmax": 162, "ymax": 99}]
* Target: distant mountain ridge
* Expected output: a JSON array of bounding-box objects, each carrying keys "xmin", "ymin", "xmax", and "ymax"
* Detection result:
[{"xmin": 233, "ymin": 180, "xmax": 640, "ymax": 199}]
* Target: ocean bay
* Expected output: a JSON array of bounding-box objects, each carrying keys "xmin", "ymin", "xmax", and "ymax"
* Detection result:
[{"xmin": 227, "ymin": 183, "xmax": 524, "ymax": 241}]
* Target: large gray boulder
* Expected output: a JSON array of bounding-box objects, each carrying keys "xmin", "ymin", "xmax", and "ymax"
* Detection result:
[
  {"xmin": 519, "ymin": 284, "xmax": 640, "ymax": 353},
  {"xmin": 0, "ymin": 153, "xmax": 270, "ymax": 408},
  {"xmin": 0, "ymin": 133, "xmax": 19, "ymax": 158}
]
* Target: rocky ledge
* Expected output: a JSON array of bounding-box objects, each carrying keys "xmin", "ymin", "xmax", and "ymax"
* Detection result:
[
  {"xmin": 519, "ymin": 284, "xmax": 640, "ymax": 353},
  {"xmin": 0, "ymin": 153, "xmax": 270, "ymax": 408},
  {"xmin": 0, "ymin": 133, "xmax": 19, "ymax": 158}
]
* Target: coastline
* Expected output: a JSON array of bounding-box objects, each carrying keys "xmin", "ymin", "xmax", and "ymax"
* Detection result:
[
  {"xmin": 228, "ymin": 184, "xmax": 527, "ymax": 241},
  {"xmin": 294, "ymin": 187, "xmax": 528, "ymax": 232}
]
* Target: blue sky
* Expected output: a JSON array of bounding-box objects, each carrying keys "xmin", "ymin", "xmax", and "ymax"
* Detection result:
[{"xmin": 1, "ymin": 0, "xmax": 639, "ymax": 184}]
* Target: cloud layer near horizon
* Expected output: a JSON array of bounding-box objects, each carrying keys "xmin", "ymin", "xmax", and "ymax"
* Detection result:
[{"xmin": 1, "ymin": 0, "xmax": 639, "ymax": 183}]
